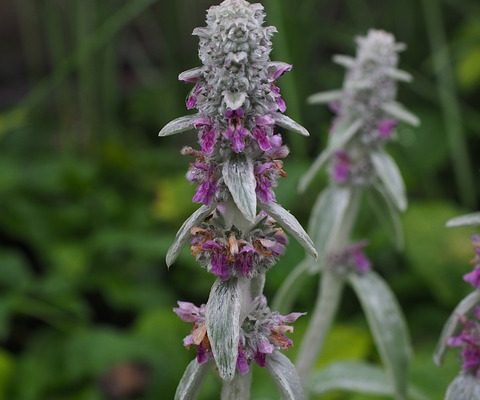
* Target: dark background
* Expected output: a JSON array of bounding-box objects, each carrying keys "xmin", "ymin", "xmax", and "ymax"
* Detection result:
[{"xmin": 0, "ymin": 0, "xmax": 479, "ymax": 398}]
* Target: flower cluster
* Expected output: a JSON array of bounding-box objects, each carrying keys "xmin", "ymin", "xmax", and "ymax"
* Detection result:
[
  {"xmin": 463, "ymin": 235, "xmax": 480, "ymax": 289},
  {"xmin": 190, "ymin": 212, "xmax": 288, "ymax": 280},
  {"xmin": 174, "ymin": 296, "xmax": 304, "ymax": 373},
  {"xmin": 326, "ymin": 240, "xmax": 372, "ymax": 275},
  {"xmin": 448, "ymin": 307, "xmax": 480, "ymax": 377},
  {"xmin": 302, "ymin": 29, "xmax": 418, "ymax": 192},
  {"xmin": 328, "ymin": 30, "xmax": 402, "ymax": 185},
  {"xmin": 179, "ymin": 0, "xmax": 292, "ymax": 205}
]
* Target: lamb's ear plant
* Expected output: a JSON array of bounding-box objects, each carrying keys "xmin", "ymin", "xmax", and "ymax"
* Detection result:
[
  {"xmin": 159, "ymin": 1, "xmax": 315, "ymax": 398},
  {"xmin": 274, "ymin": 30, "xmax": 420, "ymax": 399},
  {"xmin": 435, "ymin": 214, "xmax": 480, "ymax": 399}
]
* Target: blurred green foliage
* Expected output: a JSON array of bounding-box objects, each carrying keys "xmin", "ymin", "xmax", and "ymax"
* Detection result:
[{"xmin": 1, "ymin": 0, "xmax": 480, "ymax": 398}]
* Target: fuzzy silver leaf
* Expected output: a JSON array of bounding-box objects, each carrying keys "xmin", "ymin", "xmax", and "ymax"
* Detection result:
[
  {"xmin": 446, "ymin": 212, "xmax": 480, "ymax": 228},
  {"xmin": 307, "ymin": 90, "xmax": 343, "ymax": 105},
  {"xmin": 310, "ymin": 361, "xmax": 427, "ymax": 400},
  {"xmin": 262, "ymin": 202, "xmax": 317, "ymax": 259},
  {"xmin": 348, "ymin": 271, "xmax": 411, "ymax": 400},
  {"xmin": 267, "ymin": 351, "xmax": 305, "ymax": 400},
  {"xmin": 371, "ymin": 150, "xmax": 407, "ymax": 212},
  {"xmin": 445, "ymin": 374, "xmax": 480, "ymax": 400},
  {"xmin": 166, "ymin": 204, "xmax": 216, "ymax": 268},
  {"xmin": 382, "ymin": 102, "xmax": 420, "ymax": 127},
  {"xmin": 174, "ymin": 359, "xmax": 210, "ymax": 400},
  {"xmin": 273, "ymin": 113, "xmax": 310, "ymax": 137},
  {"xmin": 222, "ymin": 156, "xmax": 257, "ymax": 223},
  {"xmin": 178, "ymin": 67, "xmax": 204, "ymax": 82},
  {"xmin": 206, "ymin": 278, "xmax": 242, "ymax": 382},
  {"xmin": 158, "ymin": 114, "xmax": 199, "ymax": 137}
]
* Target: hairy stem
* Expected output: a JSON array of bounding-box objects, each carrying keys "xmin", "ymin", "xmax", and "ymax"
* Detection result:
[
  {"xmin": 295, "ymin": 270, "xmax": 344, "ymax": 382},
  {"xmin": 295, "ymin": 188, "xmax": 362, "ymax": 386},
  {"xmin": 221, "ymin": 372, "xmax": 252, "ymax": 400}
]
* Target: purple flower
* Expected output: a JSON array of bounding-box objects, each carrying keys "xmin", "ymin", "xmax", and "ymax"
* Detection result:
[
  {"xmin": 271, "ymin": 84, "xmax": 287, "ymax": 113},
  {"xmin": 463, "ymin": 235, "xmax": 480, "ymax": 289},
  {"xmin": 255, "ymin": 160, "xmax": 286, "ymax": 203},
  {"xmin": 377, "ymin": 118, "xmax": 397, "ymax": 139},
  {"xmin": 328, "ymin": 240, "xmax": 372, "ymax": 274},
  {"xmin": 331, "ymin": 150, "xmax": 351, "ymax": 184},
  {"xmin": 174, "ymin": 301, "xmax": 211, "ymax": 364},
  {"xmin": 186, "ymin": 83, "xmax": 203, "ymax": 110},
  {"xmin": 225, "ymin": 109, "xmax": 248, "ymax": 153},
  {"xmin": 447, "ymin": 310, "xmax": 480, "ymax": 376},
  {"xmin": 190, "ymin": 217, "xmax": 288, "ymax": 279},
  {"xmin": 347, "ymin": 241, "xmax": 371, "ymax": 273},
  {"xmin": 236, "ymin": 347, "xmax": 249, "ymax": 375},
  {"xmin": 187, "ymin": 160, "xmax": 218, "ymax": 205},
  {"xmin": 252, "ymin": 115, "xmax": 275, "ymax": 151}
]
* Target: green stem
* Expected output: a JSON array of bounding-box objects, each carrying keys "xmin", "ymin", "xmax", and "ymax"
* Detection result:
[{"xmin": 422, "ymin": 0, "xmax": 476, "ymax": 207}]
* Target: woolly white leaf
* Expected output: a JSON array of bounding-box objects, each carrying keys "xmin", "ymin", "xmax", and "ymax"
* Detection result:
[
  {"xmin": 348, "ymin": 272, "xmax": 411, "ymax": 400},
  {"xmin": 371, "ymin": 150, "xmax": 407, "ymax": 212},
  {"xmin": 333, "ymin": 54, "xmax": 355, "ymax": 68},
  {"xmin": 307, "ymin": 187, "xmax": 352, "ymax": 269},
  {"xmin": 385, "ymin": 68, "xmax": 413, "ymax": 82},
  {"xmin": 223, "ymin": 157, "xmax": 257, "ymax": 223},
  {"xmin": 158, "ymin": 114, "xmax": 199, "ymax": 137},
  {"xmin": 223, "ymin": 91, "xmax": 247, "ymax": 110},
  {"xmin": 174, "ymin": 359, "xmax": 210, "ymax": 400},
  {"xmin": 206, "ymin": 279, "xmax": 242, "ymax": 382},
  {"xmin": 267, "ymin": 351, "xmax": 305, "ymax": 400},
  {"xmin": 273, "ymin": 113, "xmax": 310, "ymax": 137},
  {"xmin": 262, "ymin": 202, "xmax": 317, "ymax": 259},
  {"xmin": 434, "ymin": 290, "xmax": 480, "ymax": 366},
  {"xmin": 307, "ymin": 90, "xmax": 343, "ymax": 105},
  {"xmin": 446, "ymin": 212, "xmax": 480, "ymax": 228},
  {"xmin": 178, "ymin": 67, "xmax": 204, "ymax": 82},
  {"xmin": 382, "ymin": 102, "xmax": 420, "ymax": 127},
  {"xmin": 221, "ymin": 372, "xmax": 252, "ymax": 399},
  {"xmin": 345, "ymin": 80, "xmax": 372, "ymax": 90},
  {"xmin": 298, "ymin": 119, "xmax": 362, "ymax": 193},
  {"xmin": 446, "ymin": 374, "xmax": 480, "ymax": 400},
  {"xmin": 166, "ymin": 204, "xmax": 215, "ymax": 268},
  {"xmin": 310, "ymin": 361, "xmax": 427, "ymax": 400}
]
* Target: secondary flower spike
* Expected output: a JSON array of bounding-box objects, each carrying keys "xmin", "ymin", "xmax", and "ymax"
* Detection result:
[{"xmin": 299, "ymin": 29, "xmax": 420, "ymax": 213}]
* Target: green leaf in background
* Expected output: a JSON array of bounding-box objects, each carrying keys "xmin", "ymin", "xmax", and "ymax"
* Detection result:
[
  {"xmin": 349, "ymin": 271, "xmax": 411, "ymax": 400},
  {"xmin": 0, "ymin": 350, "xmax": 14, "ymax": 400}
]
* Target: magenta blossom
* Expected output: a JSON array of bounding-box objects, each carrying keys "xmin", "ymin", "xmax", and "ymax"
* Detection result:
[
  {"xmin": 225, "ymin": 108, "xmax": 248, "ymax": 153},
  {"xmin": 377, "ymin": 118, "xmax": 397, "ymax": 139},
  {"xmin": 448, "ymin": 308, "xmax": 480, "ymax": 376},
  {"xmin": 464, "ymin": 235, "xmax": 480, "ymax": 289},
  {"xmin": 328, "ymin": 240, "xmax": 371, "ymax": 274},
  {"xmin": 331, "ymin": 150, "xmax": 351, "ymax": 184},
  {"xmin": 174, "ymin": 302, "xmax": 211, "ymax": 364},
  {"xmin": 190, "ymin": 216, "xmax": 288, "ymax": 280}
]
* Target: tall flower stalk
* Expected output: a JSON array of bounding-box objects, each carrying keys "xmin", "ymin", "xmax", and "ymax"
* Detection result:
[
  {"xmin": 435, "ymin": 213, "xmax": 480, "ymax": 399},
  {"xmin": 159, "ymin": 1, "xmax": 315, "ymax": 398},
  {"xmin": 274, "ymin": 30, "xmax": 419, "ymax": 399}
]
